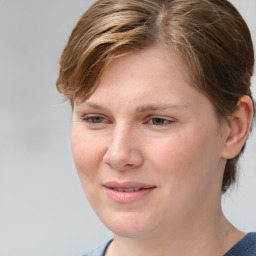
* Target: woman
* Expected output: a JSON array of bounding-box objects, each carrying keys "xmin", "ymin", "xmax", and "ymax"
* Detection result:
[{"xmin": 56, "ymin": 0, "xmax": 255, "ymax": 255}]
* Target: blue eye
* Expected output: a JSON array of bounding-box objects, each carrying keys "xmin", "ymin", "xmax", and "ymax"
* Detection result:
[
  {"xmin": 83, "ymin": 115, "xmax": 106, "ymax": 124},
  {"xmin": 149, "ymin": 117, "xmax": 172, "ymax": 126}
]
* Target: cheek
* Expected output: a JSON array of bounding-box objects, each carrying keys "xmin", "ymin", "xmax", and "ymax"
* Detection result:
[
  {"xmin": 152, "ymin": 128, "xmax": 222, "ymax": 190},
  {"xmin": 71, "ymin": 128, "xmax": 105, "ymax": 183},
  {"xmin": 71, "ymin": 128, "xmax": 107, "ymax": 210},
  {"xmin": 148, "ymin": 130, "xmax": 223, "ymax": 220}
]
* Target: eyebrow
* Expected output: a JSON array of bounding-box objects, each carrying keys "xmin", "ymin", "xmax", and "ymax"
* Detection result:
[
  {"xmin": 135, "ymin": 104, "xmax": 189, "ymax": 112},
  {"xmin": 83, "ymin": 102, "xmax": 104, "ymax": 109},
  {"xmin": 82, "ymin": 102, "xmax": 189, "ymax": 112}
]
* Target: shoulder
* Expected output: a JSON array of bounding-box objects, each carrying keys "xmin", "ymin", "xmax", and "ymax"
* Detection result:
[
  {"xmin": 225, "ymin": 233, "xmax": 256, "ymax": 256},
  {"xmin": 82, "ymin": 240, "xmax": 113, "ymax": 256}
]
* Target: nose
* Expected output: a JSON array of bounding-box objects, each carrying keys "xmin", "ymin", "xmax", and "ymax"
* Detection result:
[{"xmin": 103, "ymin": 126, "xmax": 144, "ymax": 171}]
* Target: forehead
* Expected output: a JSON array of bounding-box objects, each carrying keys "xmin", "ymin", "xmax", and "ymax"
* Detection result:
[
  {"xmin": 75, "ymin": 46, "xmax": 216, "ymax": 119},
  {"xmin": 92, "ymin": 47, "xmax": 188, "ymax": 95},
  {"xmin": 102, "ymin": 46, "xmax": 189, "ymax": 85},
  {"xmin": 74, "ymin": 45, "xmax": 194, "ymax": 107}
]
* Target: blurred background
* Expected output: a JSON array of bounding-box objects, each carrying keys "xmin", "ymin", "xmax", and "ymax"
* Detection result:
[{"xmin": 0, "ymin": 0, "xmax": 255, "ymax": 255}]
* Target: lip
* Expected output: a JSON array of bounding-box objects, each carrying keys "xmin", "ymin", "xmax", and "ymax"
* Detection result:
[{"xmin": 103, "ymin": 181, "xmax": 156, "ymax": 203}]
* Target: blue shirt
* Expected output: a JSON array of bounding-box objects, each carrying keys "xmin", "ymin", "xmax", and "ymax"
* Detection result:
[
  {"xmin": 82, "ymin": 233, "xmax": 256, "ymax": 256},
  {"xmin": 224, "ymin": 233, "xmax": 256, "ymax": 256},
  {"xmin": 82, "ymin": 240, "xmax": 113, "ymax": 256}
]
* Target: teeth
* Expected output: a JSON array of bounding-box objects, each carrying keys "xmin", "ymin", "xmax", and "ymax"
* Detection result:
[{"xmin": 113, "ymin": 187, "xmax": 140, "ymax": 192}]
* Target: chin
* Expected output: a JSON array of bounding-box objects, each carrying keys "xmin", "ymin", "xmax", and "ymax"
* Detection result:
[
  {"xmin": 106, "ymin": 223, "xmax": 154, "ymax": 239},
  {"xmin": 99, "ymin": 211, "xmax": 158, "ymax": 239}
]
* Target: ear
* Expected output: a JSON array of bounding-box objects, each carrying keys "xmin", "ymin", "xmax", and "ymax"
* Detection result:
[{"xmin": 221, "ymin": 95, "xmax": 254, "ymax": 159}]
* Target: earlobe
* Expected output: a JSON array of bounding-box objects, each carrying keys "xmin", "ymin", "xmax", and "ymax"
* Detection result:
[{"xmin": 222, "ymin": 95, "xmax": 254, "ymax": 159}]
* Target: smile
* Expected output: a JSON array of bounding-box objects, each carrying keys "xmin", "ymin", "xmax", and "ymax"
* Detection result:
[
  {"xmin": 104, "ymin": 181, "xmax": 156, "ymax": 203},
  {"xmin": 112, "ymin": 187, "xmax": 141, "ymax": 192}
]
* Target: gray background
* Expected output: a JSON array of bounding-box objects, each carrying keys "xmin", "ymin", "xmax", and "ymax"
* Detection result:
[{"xmin": 0, "ymin": 0, "xmax": 255, "ymax": 255}]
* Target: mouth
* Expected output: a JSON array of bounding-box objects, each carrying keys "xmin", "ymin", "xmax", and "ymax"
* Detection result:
[
  {"xmin": 111, "ymin": 187, "xmax": 141, "ymax": 192},
  {"xmin": 103, "ymin": 181, "xmax": 156, "ymax": 203}
]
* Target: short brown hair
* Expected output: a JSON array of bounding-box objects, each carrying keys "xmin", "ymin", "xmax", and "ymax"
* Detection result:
[{"xmin": 56, "ymin": 0, "xmax": 255, "ymax": 193}]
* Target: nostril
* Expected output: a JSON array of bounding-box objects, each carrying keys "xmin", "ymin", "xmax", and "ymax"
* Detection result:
[
  {"xmin": 103, "ymin": 155, "xmax": 131, "ymax": 170},
  {"xmin": 103, "ymin": 148, "xmax": 143, "ymax": 171}
]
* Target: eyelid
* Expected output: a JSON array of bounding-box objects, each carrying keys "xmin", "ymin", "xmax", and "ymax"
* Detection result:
[
  {"xmin": 81, "ymin": 114, "xmax": 109, "ymax": 124},
  {"xmin": 80, "ymin": 113, "xmax": 174, "ymax": 126},
  {"xmin": 146, "ymin": 115, "xmax": 175, "ymax": 126}
]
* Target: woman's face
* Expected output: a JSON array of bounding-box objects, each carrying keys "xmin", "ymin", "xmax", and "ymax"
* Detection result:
[{"xmin": 72, "ymin": 46, "xmax": 228, "ymax": 239}]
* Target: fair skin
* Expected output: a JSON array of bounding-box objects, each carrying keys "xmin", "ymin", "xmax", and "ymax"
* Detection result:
[{"xmin": 71, "ymin": 46, "xmax": 253, "ymax": 256}]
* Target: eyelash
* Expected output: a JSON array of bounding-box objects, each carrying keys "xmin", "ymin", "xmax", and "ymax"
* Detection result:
[
  {"xmin": 81, "ymin": 115, "xmax": 174, "ymax": 127},
  {"xmin": 147, "ymin": 117, "xmax": 173, "ymax": 126},
  {"xmin": 82, "ymin": 115, "xmax": 108, "ymax": 124}
]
